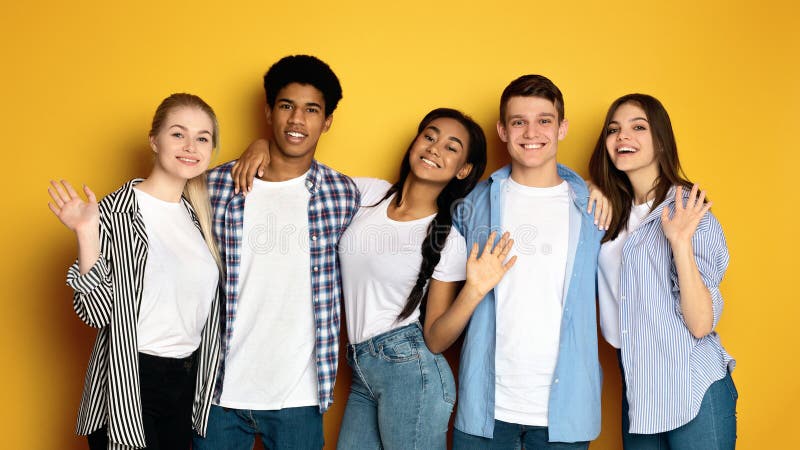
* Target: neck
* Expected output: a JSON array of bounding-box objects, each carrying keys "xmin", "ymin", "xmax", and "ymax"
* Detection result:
[
  {"xmin": 137, "ymin": 168, "xmax": 188, "ymax": 202},
  {"xmin": 390, "ymin": 175, "xmax": 441, "ymax": 220},
  {"xmin": 509, "ymin": 161, "xmax": 562, "ymax": 187},
  {"xmin": 260, "ymin": 141, "xmax": 314, "ymax": 182},
  {"xmin": 627, "ymin": 165, "xmax": 660, "ymax": 204}
]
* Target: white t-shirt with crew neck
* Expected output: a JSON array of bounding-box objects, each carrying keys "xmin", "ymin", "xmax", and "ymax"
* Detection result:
[
  {"xmin": 133, "ymin": 187, "xmax": 218, "ymax": 358},
  {"xmin": 218, "ymin": 173, "xmax": 320, "ymax": 410},
  {"xmin": 598, "ymin": 200, "xmax": 653, "ymax": 349},
  {"xmin": 339, "ymin": 178, "xmax": 467, "ymax": 344},
  {"xmin": 494, "ymin": 177, "xmax": 570, "ymax": 427}
]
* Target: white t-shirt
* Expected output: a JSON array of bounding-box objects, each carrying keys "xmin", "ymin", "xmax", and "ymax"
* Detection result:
[
  {"xmin": 598, "ymin": 201, "xmax": 653, "ymax": 349},
  {"xmin": 494, "ymin": 178, "xmax": 570, "ymax": 426},
  {"xmin": 133, "ymin": 188, "xmax": 218, "ymax": 358},
  {"xmin": 218, "ymin": 173, "xmax": 319, "ymax": 410},
  {"xmin": 339, "ymin": 178, "xmax": 467, "ymax": 344}
]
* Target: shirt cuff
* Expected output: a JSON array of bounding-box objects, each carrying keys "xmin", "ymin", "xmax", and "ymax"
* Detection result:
[{"xmin": 66, "ymin": 257, "xmax": 109, "ymax": 294}]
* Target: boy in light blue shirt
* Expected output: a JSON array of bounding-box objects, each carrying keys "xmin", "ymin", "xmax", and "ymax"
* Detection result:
[{"xmin": 452, "ymin": 75, "xmax": 604, "ymax": 449}]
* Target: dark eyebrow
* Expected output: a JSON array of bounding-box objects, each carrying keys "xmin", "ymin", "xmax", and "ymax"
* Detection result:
[
  {"xmin": 538, "ymin": 112, "xmax": 556, "ymax": 118},
  {"xmin": 630, "ymin": 116, "xmax": 649, "ymax": 122},
  {"xmin": 448, "ymin": 135, "xmax": 464, "ymax": 148},
  {"xmin": 278, "ymin": 98, "xmax": 323, "ymax": 110},
  {"xmin": 427, "ymin": 125, "xmax": 464, "ymax": 148}
]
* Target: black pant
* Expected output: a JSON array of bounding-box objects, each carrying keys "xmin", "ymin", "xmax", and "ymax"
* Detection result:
[{"xmin": 88, "ymin": 351, "xmax": 198, "ymax": 450}]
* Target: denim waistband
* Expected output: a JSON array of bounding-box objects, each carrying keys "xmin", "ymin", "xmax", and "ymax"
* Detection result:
[{"xmin": 349, "ymin": 322, "xmax": 423, "ymax": 357}]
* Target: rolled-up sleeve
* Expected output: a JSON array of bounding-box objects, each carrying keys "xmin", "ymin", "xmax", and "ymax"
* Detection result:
[{"xmin": 67, "ymin": 255, "xmax": 113, "ymax": 328}]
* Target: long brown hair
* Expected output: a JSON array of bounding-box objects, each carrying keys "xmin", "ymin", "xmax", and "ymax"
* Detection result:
[
  {"xmin": 589, "ymin": 94, "xmax": 693, "ymax": 243},
  {"xmin": 149, "ymin": 93, "xmax": 222, "ymax": 269}
]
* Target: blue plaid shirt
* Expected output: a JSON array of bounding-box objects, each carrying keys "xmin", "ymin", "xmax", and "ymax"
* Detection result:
[{"xmin": 207, "ymin": 160, "xmax": 359, "ymax": 412}]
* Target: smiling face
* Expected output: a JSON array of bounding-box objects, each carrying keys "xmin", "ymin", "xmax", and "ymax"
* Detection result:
[
  {"xmin": 149, "ymin": 106, "xmax": 215, "ymax": 182},
  {"xmin": 605, "ymin": 102, "xmax": 659, "ymax": 179},
  {"xmin": 407, "ymin": 117, "xmax": 473, "ymax": 185},
  {"xmin": 498, "ymin": 95, "xmax": 568, "ymax": 178},
  {"xmin": 266, "ymin": 82, "xmax": 332, "ymax": 162}
]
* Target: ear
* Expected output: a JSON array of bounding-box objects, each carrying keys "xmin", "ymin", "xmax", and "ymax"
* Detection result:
[
  {"xmin": 557, "ymin": 118, "xmax": 569, "ymax": 141},
  {"xmin": 456, "ymin": 162, "xmax": 474, "ymax": 180},
  {"xmin": 265, "ymin": 104, "xmax": 273, "ymax": 127},
  {"xmin": 496, "ymin": 120, "xmax": 509, "ymax": 143},
  {"xmin": 322, "ymin": 114, "xmax": 333, "ymax": 133},
  {"xmin": 149, "ymin": 135, "xmax": 157, "ymax": 153}
]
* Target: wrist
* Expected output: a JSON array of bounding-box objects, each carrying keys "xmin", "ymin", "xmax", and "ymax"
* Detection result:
[
  {"xmin": 669, "ymin": 239, "xmax": 694, "ymax": 257},
  {"xmin": 75, "ymin": 224, "xmax": 99, "ymax": 240},
  {"xmin": 462, "ymin": 281, "xmax": 488, "ymax": 303}
]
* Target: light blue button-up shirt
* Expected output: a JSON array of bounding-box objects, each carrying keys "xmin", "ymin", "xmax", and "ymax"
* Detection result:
[
  {"xmin": 453, "ymin": 164, "xmax": 604, "ymax": 443},
  {"xmin": 618, "ymin": 186, "xmax": 734, "ymax": 434}
]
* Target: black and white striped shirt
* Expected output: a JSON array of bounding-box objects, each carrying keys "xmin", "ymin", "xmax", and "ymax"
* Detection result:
[{"xmin": 66, "ymin": 179, "xmax": 221, "ymax": 449}]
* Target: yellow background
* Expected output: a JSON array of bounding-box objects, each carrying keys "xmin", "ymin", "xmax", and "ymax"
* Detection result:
[{"xmin": 1, "ymin": 0, "xmax": 796, "ymax": 448}]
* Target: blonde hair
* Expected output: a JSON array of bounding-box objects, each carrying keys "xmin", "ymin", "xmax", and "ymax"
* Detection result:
[{"xmin": 150, "ymin": 93, "xmax": 222, "ymax": 270}]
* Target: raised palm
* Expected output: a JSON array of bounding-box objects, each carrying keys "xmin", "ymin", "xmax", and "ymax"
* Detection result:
[
  {"xmin": 48, "ymin": 180, "xmax": 99, "ymax": 233},
  {"xmin": 661, "ymin": 185, "xmax": 712, "ymax": 245},
  {"xmin": 466, "ymin": 231, "xmax": 517, "ymax": 297}
]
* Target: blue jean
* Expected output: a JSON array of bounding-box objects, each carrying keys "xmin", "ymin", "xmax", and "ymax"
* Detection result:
[
  {"xmin": 620, "ymin": 353, "xmax": 738, "ymax": 450},
  {"xmin": 336, "ymin": 322, "xmax": 456, "ymax": 450},
  {"xmin": 192, "ymin": 404, "xmax": 323, "ymax": 450},
  {"xmin": 453, "ymin": 421, "xmax": 589, "ymax": 450}
]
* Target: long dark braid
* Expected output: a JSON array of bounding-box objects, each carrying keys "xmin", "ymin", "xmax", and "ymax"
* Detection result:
[{"xmin": 375, "ymin": 108, "xmax": 487, "ymax": 321}]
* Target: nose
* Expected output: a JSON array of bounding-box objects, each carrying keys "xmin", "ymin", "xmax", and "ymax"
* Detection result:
[
  {"xmin": 523, "ymin": 122, "xmax": 538, "ymax": 139},
  {"xmin": 616, "ymin": 129, "xmax": 630, "ymax": 140},
  {"xmin": 289, "ymin": 107, "xmax": 304, "ymax": 124},
  {"xmin": 427, "ymin": 142, "xmax": 440, "ymax": 156},
  {"xmin": 184, "ymin": 140, "xmax": 195, "ymax": 152}
]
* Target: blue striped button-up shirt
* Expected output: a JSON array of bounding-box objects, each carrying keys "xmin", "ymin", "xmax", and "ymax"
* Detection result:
[
  {"xmin": 618, "ymin": 187, "xmax": 734, "ymax": 434},
  {"xmin": 207, "ymin": 160, "xmax": 359, "ymax": 412},
  {"xmin": 453, "ymin": 164, "xmax": 604, "ymax": 443}
]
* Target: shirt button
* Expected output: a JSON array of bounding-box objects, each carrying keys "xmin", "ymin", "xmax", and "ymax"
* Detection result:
[
  {"xmin": 554, "ymin": 378, "xmax": 559, "ymax": 383},
  {"xmin": 311, "ymin": 235, "xmax": 318, "ymax": 241},
  {"xmin": 313, "ymin": 266, "xmax": 319, "ymax": 272},
  {"xmin": 621, "ymin": 295, "xmax": 626, "ymax": 301},
  {"xmin": 622, "ymin": 330, "xmax": 628, "ymax": 334}
]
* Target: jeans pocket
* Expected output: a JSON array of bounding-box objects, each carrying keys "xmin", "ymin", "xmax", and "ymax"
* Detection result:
[
  {"xmin": 379, "ymin": 341, "xmax": 420, "ymax": 363},
  {"xmin": 433, "ymin": 354, "xmax": 456, "ymax": 405}
]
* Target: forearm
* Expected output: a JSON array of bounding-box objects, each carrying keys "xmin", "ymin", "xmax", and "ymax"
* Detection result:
[
  {"xmin": 425, "ymin": 283, "xmax": 484, "ymax": 353},
  {"xmin": 76, "ymin": 227, "xmax": 101, "ymax": 275},
  {"xmin": 672, "ymin": 241, "xmax": 714, "ymax": 338}
]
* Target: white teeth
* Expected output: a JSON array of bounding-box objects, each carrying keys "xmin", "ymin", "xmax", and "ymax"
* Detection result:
[
  {"xmin": 617, "ymin": 147, "xmax": 636, "ymax": 153},
  {"xmin": 523, "ymin": 143, "xmax": 544, "ymax": 149},
  {"xmin": 287, "ymin": 131, "xmax": 304, "ymax": 138},
  {"xmin": 421, "ymin": 158, "xmax": 439, "ymax": 168},
  {"xmin": 178, "ymin": 157, "xmax": 198, "ymax": 163}
]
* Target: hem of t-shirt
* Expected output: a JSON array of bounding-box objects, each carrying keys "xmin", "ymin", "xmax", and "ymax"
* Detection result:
[
  {"xmin": 350, "ymin": 317, "xmax": 420, "ymax": 345},
  {"xmin": 137, "ymin": 346, "xmax": 199, "ymax": 359},
  {"xmin": 216, "ymin": 398, "xmax": 320, "ymax": 411},
  {"xmin": 495, "ymin": 408, "xmax": 549, "ymax": 427}
]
